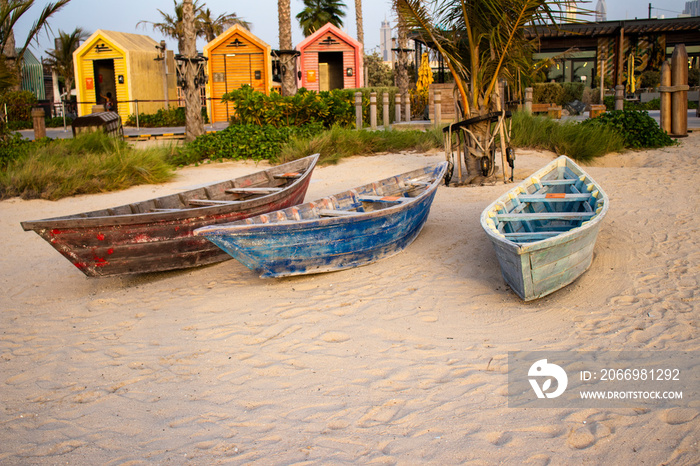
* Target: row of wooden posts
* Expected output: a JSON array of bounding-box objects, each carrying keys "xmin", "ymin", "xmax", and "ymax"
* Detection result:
[{"xmin": 353, "ymin": 91, "xmax": 443, "ymax": 129}]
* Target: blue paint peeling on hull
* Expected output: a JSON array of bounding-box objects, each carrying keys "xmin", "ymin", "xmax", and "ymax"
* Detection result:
[{"xmin": 195, "ymin": 162, "xmax": 448, "ymax": 278}]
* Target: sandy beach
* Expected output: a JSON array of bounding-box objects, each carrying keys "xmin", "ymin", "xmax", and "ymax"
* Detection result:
[{"xmin": 1, "ymin": 135, "xmax": 698, "ymax": 464}]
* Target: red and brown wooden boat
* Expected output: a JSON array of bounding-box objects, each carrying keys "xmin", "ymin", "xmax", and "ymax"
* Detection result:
[{"xmin": 21, "ymin": 154, "xmax": 319, "ymax": 277}]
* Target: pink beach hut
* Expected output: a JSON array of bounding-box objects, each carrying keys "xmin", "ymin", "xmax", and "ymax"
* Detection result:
[{"xmin": 297, "ymin": 23, "xmax": 363, "ymax": 91}]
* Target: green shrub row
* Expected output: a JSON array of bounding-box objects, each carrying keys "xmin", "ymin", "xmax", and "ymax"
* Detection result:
[
  {"xmin": 581, "ymin": 110, "xmax": 675, "ymax": 149},
  {"xmin": 170, "ymin": 123, "xmax": 326, "ymax": 166},
  {"xmin": 221, "ymin": 85, "xmax": 355, "ymax": 128},
  {"xmin": 533, "ymin": 83, "xmax": 585, "ymax": 106},
  {"xmin": 603, "ymin": 96, "xmax": 699, "ymax": 111},
  {"xmin": 125, "ymin": 106, "xmax": 208, "ymax": 127}
]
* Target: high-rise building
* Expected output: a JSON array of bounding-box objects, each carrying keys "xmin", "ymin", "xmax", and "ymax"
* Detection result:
[
  {"xmin": 683, "ymin": 0, "xmax": 700, "ymax": 16},
  {"xmin": 595, "ymin": 0, "xmax": 607, "ymax": 21},
  {"xmin": 380, "ymin": 19, "xmax": 392, "ymax": 61}
]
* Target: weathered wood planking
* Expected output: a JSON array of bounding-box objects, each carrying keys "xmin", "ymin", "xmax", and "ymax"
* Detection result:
[
  {"xmin": 195, "ymin": 163, "xmax": 449, "ymax": 278},
  {"xmin": 480, "ymin": 156, "xmax": 609, "ymax": 301},
  {"xmin": 21, "ymin": 154, "xmax": 319, "ymax": 277}
]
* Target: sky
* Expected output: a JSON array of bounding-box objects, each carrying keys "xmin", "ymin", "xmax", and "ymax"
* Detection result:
[{"xmin": 12, "ymin": 0, "xmax": 697, "ymax": 61}]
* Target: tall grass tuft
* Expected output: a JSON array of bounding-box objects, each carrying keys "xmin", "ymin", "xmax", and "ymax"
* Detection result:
[
  {"xmin": 511, "ymin": 111, "xmax": 625, "ymax": 162},
  {"xmin": 0, "ymin": 132, "xmax": 175, "ymax": 200},
  {"xmin": 277, "ymin": 126, "xmax": 444, "ymax": 165}
]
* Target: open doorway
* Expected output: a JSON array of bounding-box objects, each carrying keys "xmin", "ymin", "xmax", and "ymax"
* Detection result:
[
  {"xmin": 93, "ymin": 59, "xmax": 116, "ymax": 111},
  {"xmin": 318, "ymin": 52, "xmax": 344, "ymax": 91}
]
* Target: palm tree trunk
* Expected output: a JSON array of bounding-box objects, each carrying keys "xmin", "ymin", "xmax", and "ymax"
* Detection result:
[
  {"xmin": 183, "ymin": 0, "xmax": 203, "ymax": 142},
  {"xmin": 355, "ymin": 0, "xmax": 364, "ymax": 87},
  {"xmin": 278, "ymin": 0, "xmax": 297, "ymax": 96},
  {"xmin": 396, "ymin": 10, "xmax": 409, "ymax": 97}
]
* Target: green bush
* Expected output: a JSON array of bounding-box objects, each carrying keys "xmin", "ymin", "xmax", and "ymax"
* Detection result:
[
  {"xmin": 639, "ymin": 70, "xmax": 660, "ymax": 88},
  {"xmin": 0, "ymin": 132, "xmax": 31, "ymax": 168},
  {"xmin": 560, "ymin": 82, "xmax": 585, "ymax": 104},
  {"xmin": 511, "ymin": 111, "xmax": 625, "ymax": 162},
  {"xmin": 46, "ymin": 116, "xmax": 73, "ymax": 127},
  {"xmin": 581, "ymin": 110, "xmax": 675, "ymax": 149},
  {"xmin": 171, "ymin": 123, "xmax": 325, "ymax": 166},
  {"xmin": 533, "ymin": 83, "xmax": 564, "ymax": 105},
  {"xmin": 125, "ymin": 106, "xmax": 209, "ymax": 127},
  {"xmin": 221, "ymin": 85, "xmax": 354, "ymax": 128},
  {"xmin": 0, "ymin": 90, "xmax": 37, "ymax": 130},
  {"xmin": 689, "ymin": 69, "xmax": 700, "ymax": 87}
]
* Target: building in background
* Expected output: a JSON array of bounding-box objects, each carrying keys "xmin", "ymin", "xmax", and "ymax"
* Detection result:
[
  {"xmin": 297, "ymin": 23, "xmax": 363, "ymax": 91},
  {"xmin": 683, "ymin": 0, "xmax": 700, "ymax": 16},
  {"xmin": 380, "ymin": 19, "xmax": 392, "ymax": 62},
  {"xmin": 595, "ymin": 0, "xmax": 607, "ymax": 22}
]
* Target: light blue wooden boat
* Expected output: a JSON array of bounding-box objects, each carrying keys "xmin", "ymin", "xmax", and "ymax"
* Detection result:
[
  {"xmin": 194, "ymin": 162, "xmax": 449, "ymax": 277},
  {"xmin": 480, "ymin": 156, "xmax": 609, "ymax": 301}
]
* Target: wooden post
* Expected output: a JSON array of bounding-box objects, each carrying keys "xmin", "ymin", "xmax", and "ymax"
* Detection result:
[
  {"xmin": 31, "ymin": 107, "xmax": 46, "ymax": 140},
  {"xmin": 614, "ymin": 85, "xmax": 624, "ymax": 110},
  {"xmin": 524, "ymin": 87, "xmax": 533, "ymax": 114},
  {"xmin": 434, "ymin": 90, "xmax": 441, "ymax": 126},
  {"xmin": 395, "ymin": 94, "xmax": 402, "ymax": 123},
  {"xmin": 617, "ymin": 27, "xmax": 625, "ymax": 86},
  {"xmin": 660, "ymin": 61, "xmax": 672, "ymax": 134},
  {"xmin": 355, "ymin": 92, "xmax": 363, "ymax": 129},
  {"xmin": 671, "ymin": 44, "xmax": 688, "ymax": 137},
  {"xmin": 369, "ymin": 92, "xmax": 377, "ymax": 130},
  {"xmin": 495, "ymin": 83, "xmax": 508, "ymax": 183},
  {"xmin": 404, "ymin": 93, "xmax": 411, "ymax": 122},
  {"xmin": 383, "ymin": 92, "xmax": 390, "ymax": 128},
  {"xmin": 599, "ymin": 58, "xmax": 605, "ymax": 104}
]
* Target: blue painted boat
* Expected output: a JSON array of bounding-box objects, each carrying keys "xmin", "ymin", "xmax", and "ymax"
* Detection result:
[
  {"xmin": 194, "ymin": 162, "xmax": 449, "ymax": 277},
  {"xmin": 480, "ymin": 156, "xmax": 609, "ymax": 301}
]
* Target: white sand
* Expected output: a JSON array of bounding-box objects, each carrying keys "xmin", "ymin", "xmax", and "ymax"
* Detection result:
[{"xmin": 1, "ymin": 137, "xmax": 698, "ymax": 464}]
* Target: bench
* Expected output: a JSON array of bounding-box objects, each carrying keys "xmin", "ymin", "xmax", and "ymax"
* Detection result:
[
  {"xmin": 589, "ymin": 104, "xmax": 606, "ymax": 119},
  {"xmin": 531, "ymin": 103, "xmax": 562, "ymax": 119}
]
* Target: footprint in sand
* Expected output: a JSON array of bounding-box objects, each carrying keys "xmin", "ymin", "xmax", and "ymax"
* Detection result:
[
  {"xmin": 567, "ymin": 426, "xmax": 595, "ymax": 449},
  {"xmin": 660, "ymin": 408, "xmax": 698, "ymax": 425},
  {"xmin": 357, "ymin": 399, "xmax": 405, "ymax": 427}
]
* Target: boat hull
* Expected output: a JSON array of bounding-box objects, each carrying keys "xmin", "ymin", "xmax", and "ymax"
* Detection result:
[
  {"xmin": 21, "ymin": 155, "xmax": 318, "ymax": 277},
  {"xmin": 480, "ymin": 156, "xmax": 608, "ymax": 301},
  {"xmin": 196, "ymin": 163, "xmax": 448, "ymax": 278}
]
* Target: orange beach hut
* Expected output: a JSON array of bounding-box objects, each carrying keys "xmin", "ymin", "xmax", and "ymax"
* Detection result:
[{"xmin": 204, "ymin": 25, "xmax": 273, "ymax": 123}]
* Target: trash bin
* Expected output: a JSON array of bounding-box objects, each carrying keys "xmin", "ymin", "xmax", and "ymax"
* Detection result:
[{"xmin": 71, "ymin": 111, "xmax": 123, "ymax": 138}]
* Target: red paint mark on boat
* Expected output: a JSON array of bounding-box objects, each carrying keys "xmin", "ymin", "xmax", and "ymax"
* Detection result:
[
  {"xmin": 51, "ymin": 229, "xmax": 62, "ymax": 236},
  {"xmin": 97, "ymin": 233, "xmax": 105, "ymax": 241},
  {"xmin": 107, "ymin": 248, "xmax": 114, "ymax": 255},
  {"xmin": 74, "ymin": 262, "xmax": 87, "ymax": 269},
  {"xmin": 381, "ymin": 196, "xmax": 400, "ymax": 201},
  {"xmin": 94, "ymin": 261, "xmax": 109, "ymax": 267},
  {"xmin": 546, "ymin": 193, "xmax": 566, "ymax": 199}
]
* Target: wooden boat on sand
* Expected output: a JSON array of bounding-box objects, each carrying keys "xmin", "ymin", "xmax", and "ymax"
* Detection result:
[
  {"xmin": 194, "ymin": 162, "xmax": 449, "ymax": 278},
  {"xmin": 480, "ymin": 156, "xmax": 609, "ymax": 301},
  {"xmin": 21, "ymin": 154, "xmax": 319, "ymax": 277}
]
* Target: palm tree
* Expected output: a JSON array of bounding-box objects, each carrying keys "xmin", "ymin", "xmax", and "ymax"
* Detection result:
[
  {"xmin": 198, "ymin": 7, "xmax": 250, "ymax": 42},
  {"xmin": 296, "ymin": 0, "xmax": 347, "ymax": 37},
  {"xmin": 395, "ymin": 0, "xmax": 573, "ymax": 182},
  {"xmin": 182, "ymin": 0, "xmax": 203, "ymax": 141},
  {"xmin": 354, "ymin": 0, "xmax": 363, "ymax": 46},
  {"xmin": 138, "ymin": 0, "xmax": 203, "ymax": 51},
  {"xmin": 0, "ymin": 0, "xmax": 71, "ymax": 93},
  {"xmin": 277, "ymin": 0, "xmax": 297, "ymax": 96},
  {"xmin": 44, "ymin": 27, "xmax": 90, "ymax": 99}
]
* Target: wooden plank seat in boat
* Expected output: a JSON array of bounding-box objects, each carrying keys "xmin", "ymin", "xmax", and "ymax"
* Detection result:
[
  {"xmin": 503, "ymin": 232, "xmax": 562, "ymax": 241},
  {"xmin": 496, "ymin": 212, "xmax": 595, "ymax": 221},
  {"xmin": 540, "ymin": 179, "xmax": 578, "ymax": 186},
  {"xmin": 273, "ymin": 172, "xmax": 301, "ymax": 179},
  {"xmin": 358, "ymin": 195, "xmax": 412, "ymax": 203},
  {"xmin": 188, "ymin": 199, "xmax": 244, "ymax": 207},
  {"xmin": 225, "ymin": 187, "xmax": 284, "ymax": 194},
  {"xmin": 318, "ymin": 209, "xmax": 364, "ymax": 217},
  {"xmin": 519, "ymin": 193, "xmax": 593, "ymax": 202}
]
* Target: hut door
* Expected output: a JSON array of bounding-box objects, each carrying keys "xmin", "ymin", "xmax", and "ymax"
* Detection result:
[
  {"xmin": 318, "ymin": 52, "xmax": 344, "ymax": 90},
  {"xmin": 93, "ymin": 59, "xmax": 116, "ymax": 109}
]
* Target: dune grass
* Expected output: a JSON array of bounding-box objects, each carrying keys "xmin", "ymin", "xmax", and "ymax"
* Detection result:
[
  {"xmin": 277, "ymin": 126, "xmax": 444, "ymax": 165},
  {"xmin": 510, "ymin": 111, "xmax": 626, "ymax": 162},
  {"xmin": 0, "ymin": 132, "xmax": 176, "ymax": 200}
]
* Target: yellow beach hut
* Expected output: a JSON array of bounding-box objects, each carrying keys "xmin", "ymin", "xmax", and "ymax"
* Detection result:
[
  {"xmin": 73, "ymin": 30, "xmax": 177, "ymax": 119},
  {"xmin": 204, "ymin": 24, "xmax": 273, "ymax": 123}
]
